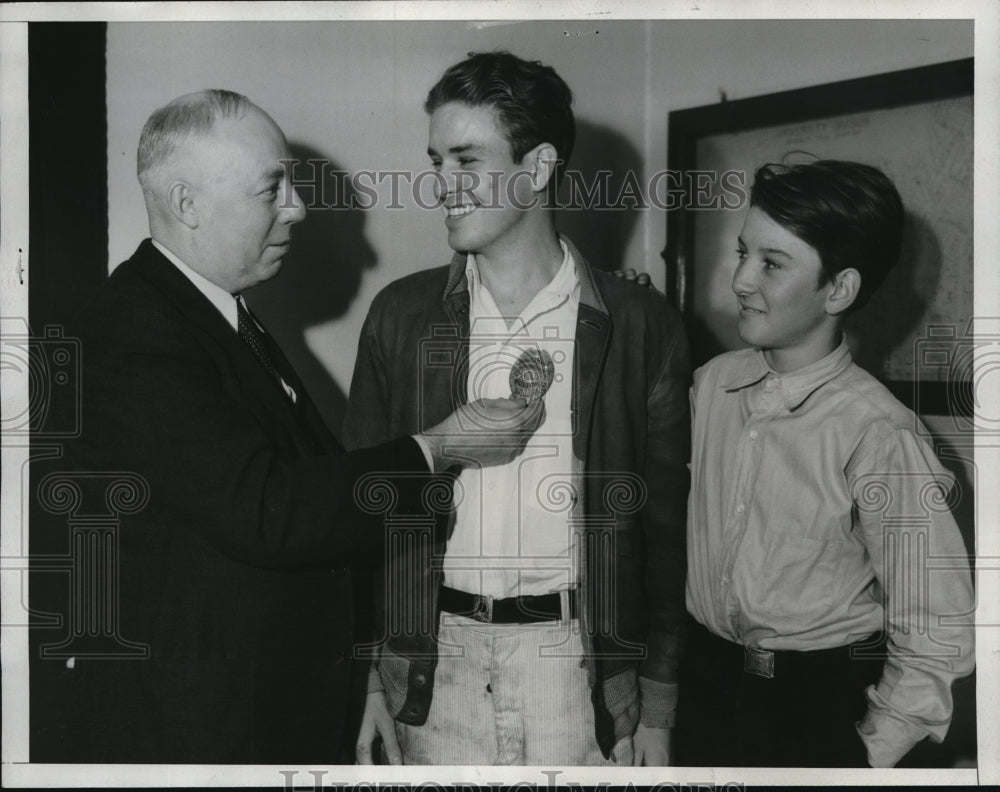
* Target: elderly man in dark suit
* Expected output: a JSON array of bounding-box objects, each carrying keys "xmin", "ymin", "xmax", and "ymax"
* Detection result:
[{"xmin": 42, "ymin": 89, "xmax": 541, "ymax": 764}]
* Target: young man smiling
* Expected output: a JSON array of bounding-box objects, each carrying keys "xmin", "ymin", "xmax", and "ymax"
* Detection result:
[
  {"xmin": 676, "ymin": 160, "xmax": 975, "ymax": 768},
  {"xmin": 346, "ymin": 51, "xmax": 691, "ymax": 766}
]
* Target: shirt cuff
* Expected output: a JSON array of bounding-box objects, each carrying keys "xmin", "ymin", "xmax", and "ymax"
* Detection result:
[
  {"xmin": 367, "ymin": 664, "xmax": 384, "ymax": 694},
  {"xmin": 857, "ymin": 692, "xmax": 931, "ymax": 767},
  {"xmin": 411, "ymin": 435, "xmax": 434, "ymax": 473},
  {"xmin": 639, "ymin": 677, "xmax": 679, "ymax": 729}
]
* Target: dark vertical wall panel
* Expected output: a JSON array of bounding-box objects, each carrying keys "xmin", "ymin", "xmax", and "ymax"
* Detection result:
[
  {"xmin": 28, "ymin": 21, "xmax": 107, "ymax": 762},
  {"xmin": 28, "ymin": 22, "xmax": 108, "ymax": 334}
]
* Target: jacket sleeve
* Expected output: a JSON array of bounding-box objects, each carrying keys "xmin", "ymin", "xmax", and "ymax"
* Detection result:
[
  {"xmin": 637, "ymin": 310, "xmax": 692, "ymax": 729},
  {"xmin": 343, "ymin": 302, "xmax": 397, "ymax": 694},
  {"xmin": 344, "ymin": 303, "xmax": 395, "ymax": 451},
  {"xmin": 74, "ymin": 309, "xmax": 427, "ymax": 572}
]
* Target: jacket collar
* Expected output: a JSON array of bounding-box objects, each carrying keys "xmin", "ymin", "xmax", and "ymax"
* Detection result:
[
  {"xmin": 129, "ymin": 239, "xmax": 239, "ymax": 341},
  {"xmin": 721, "ymin": 336, "xmax": 853, "ymax": 411},
  {"xmin": 150, "ymin": 238, "xmax": 240, "ymax": 331},
  {"xmin": 439, "ymin": 234, "xmax": 610, "ymax": 462},
  {"xmin": 442, "ymin": 234, "xmax": 608, "ymax": 316}
]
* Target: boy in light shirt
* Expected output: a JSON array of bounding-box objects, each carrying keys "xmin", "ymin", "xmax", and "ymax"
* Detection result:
[{"xmin": 676, "ymin": 160, "xmax": 975, "ymax": 767}]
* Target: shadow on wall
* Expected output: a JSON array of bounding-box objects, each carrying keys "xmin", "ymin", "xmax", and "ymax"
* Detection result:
[
  {"xmin": 555, "ymin": 119, "xmax": 643, "ymax": 272},
  {"xmin": 247, "ymin": 143, "xmax": 378, "ymax": 435},
  {"xmin": 846, "ymin": 210, "xmax": 940, "ymax": 382}
]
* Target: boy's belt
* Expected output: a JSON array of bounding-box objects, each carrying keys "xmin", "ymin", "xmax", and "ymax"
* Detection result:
[
  {"xmin": 689, "ymin": 619, "xmax": 885, "ymax": 679},
  {"xmin": 440, "ymin": 586, "xmax": 577, "ymax": 624}
]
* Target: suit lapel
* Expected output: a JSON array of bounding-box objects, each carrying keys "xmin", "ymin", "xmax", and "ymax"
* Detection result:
[
  {"xmin": 129, "ymin": 241, "xmax": 331, "ymax": 453},
  {"xmin": 256, "ymin": 327, "xmax": 342, "ymax": 454}
]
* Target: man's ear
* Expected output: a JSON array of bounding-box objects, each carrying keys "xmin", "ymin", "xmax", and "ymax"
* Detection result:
[
  {"xmin": 524, "ymin": 142, "xmax": 559, "ymax": 193},
  {"xmin": 167, "ymin": 181, "xmax": 199, "ymax": 229},
  {"xmin": 825, "ymin": 267, "xmax": 861, "ymax": 316}
]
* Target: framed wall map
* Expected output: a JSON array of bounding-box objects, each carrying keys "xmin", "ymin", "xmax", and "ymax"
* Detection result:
[{"xmin": 664, "ymin": 59, "xmax": 973, "ymax": 415}]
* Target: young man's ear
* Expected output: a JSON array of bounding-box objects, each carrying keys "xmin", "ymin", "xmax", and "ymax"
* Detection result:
[
  {"xmin": 825, "ymin": 268, "xmax": 861, "ymax": 316},
  {"xmin": 524, "ymin": 143, "xmax": 559, "ymax": 192},
  {"xmin": 167, "ymin": 181, "xmax": 200, "ymax": 229}
]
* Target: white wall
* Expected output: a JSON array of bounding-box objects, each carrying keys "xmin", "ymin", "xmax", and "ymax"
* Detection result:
[{"xmin": 106, "ymin": 19, "xmax": 973, "ymax": 433}]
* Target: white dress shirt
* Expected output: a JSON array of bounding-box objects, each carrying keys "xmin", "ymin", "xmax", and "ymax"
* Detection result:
[{"xmin": 443, "ymin": 240, "xmax": 581, "ymax": 598}]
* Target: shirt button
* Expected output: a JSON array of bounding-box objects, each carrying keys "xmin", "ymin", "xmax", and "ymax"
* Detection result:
[
  {"xmin": 413, "ymin": 673, "xmax": 427, "ymax": 688},
  {"xmin": 765, "ymin": 380, "xmax": 775, "ymax": 391},
  {"xmin": 735, "ymin": 503, "xmax": 746, "ymax": 514},
  {"xmin": 749, "ymin": 430, "xmax": 759, "ymax": 440}
]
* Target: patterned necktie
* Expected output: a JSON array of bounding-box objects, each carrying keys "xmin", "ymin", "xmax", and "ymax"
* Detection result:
[{"xmin": 236, "ymin": 298, "xmax": 277, "ymax": 378}]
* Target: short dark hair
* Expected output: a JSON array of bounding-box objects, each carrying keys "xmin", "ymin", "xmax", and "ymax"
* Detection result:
[
  {"xmin": 425, "ymin": 51, "xmax": 575, "ymax": 185},
  {"xmin": 750, "ymin": 160, "xmax": 904, "ymax": 311}
]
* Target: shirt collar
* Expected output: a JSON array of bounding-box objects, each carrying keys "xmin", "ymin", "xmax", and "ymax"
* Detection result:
[
  {"xmin": 721, "ymin": 336, "xmax": 853, "ymax": 410},
  {"xmin": 152, "ymin": 239, "xmax": 239, "ymax": 332},
  {"xmin": 463, "ymin": 237, "xmax": 576, "ymax": 301},
  {"xmin": 445, "ymin": 235, "xmax": 606, "ymax": 315}
]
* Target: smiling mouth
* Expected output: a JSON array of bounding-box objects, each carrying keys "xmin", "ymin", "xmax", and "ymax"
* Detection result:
[
  {"xmin": 444, "ymin": 205, "xmax": 477, "ymax": 219},
  {"xmin": 740, "ymin": 304, "xmax": 766, "ymax": 315}
]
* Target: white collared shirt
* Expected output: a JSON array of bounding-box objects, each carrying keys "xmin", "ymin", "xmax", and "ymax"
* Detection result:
[{"xmin": 443, "ymin": 239, "xmax": 581, "ymax": 598}]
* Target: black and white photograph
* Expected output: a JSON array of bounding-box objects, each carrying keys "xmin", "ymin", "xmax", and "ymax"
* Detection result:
[{"xmin": 1, "ymin": 1, "xmax": 997, "ymax": 788}]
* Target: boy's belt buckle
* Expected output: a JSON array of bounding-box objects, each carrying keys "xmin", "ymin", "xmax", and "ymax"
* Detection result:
[
  {"xmin": 471, "ymin": 594, "xmax": 494, "ymax": 623},
  {"xmin": 744, "ymin": 646, "xmax": 775, "ymax": 678}
]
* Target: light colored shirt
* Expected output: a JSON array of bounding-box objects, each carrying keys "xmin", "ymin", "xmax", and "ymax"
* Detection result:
[
  {"xmin": 444, "ymin": 240, "xmax": 581, "ymax": 598},
  {"xmin": 686, "ymin": 340, "xmax": 975, "ymax": 767}
]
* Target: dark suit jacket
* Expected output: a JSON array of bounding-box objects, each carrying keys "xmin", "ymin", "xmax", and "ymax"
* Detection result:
[{"xmin": 34, "ymin": 240, "xmax": 427, "ymax": 763}]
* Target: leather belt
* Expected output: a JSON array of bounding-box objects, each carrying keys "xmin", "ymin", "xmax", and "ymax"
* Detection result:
[
  {"xmin": 688, "ymin": 618, "xmax": 886, "ymax": 680},
  {"xmin": 439, "ymin": 586, "xmax": 577, "ymax": 624}
]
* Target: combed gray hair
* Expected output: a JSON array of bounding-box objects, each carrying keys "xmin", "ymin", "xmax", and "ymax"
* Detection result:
[{"xmin": 137, "ymin": 89, "xmax": 253, "ymax": 188}]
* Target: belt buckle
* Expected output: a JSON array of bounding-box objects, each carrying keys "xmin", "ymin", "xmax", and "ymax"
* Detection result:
[
  {"xmin": 744, "ymin": 646, "xmax": 775, "ymax": 678},
  {"xmin": 471, "ymin": 594, "xmax": 494, "ymax": 623}
]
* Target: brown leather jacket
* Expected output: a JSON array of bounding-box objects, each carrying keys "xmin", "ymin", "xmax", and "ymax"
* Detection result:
[{"xmin": 344, "ymin": 237, "xmax": 690, "ymax": 757}]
